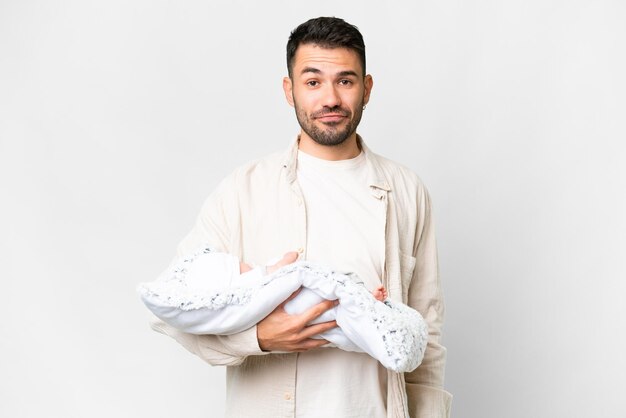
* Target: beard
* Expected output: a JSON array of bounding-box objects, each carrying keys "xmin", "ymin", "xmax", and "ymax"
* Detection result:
[{"xmin": 294, "ymin": 100, "xmax": 364, "ymax": 147}]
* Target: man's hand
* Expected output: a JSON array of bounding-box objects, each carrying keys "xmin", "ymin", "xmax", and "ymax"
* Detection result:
[{"xmin": 257, "ymin": 288, "xmax": 338, "ymax": 352}]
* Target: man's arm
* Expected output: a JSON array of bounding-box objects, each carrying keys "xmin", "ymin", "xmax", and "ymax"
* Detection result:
[
  {"xmin": 405, "ymin": 187, "xmax": 452, "ymax": 418},
  {"xmin": 150, "ymin": 173, "xmax": 337, "ymax": 365},
  {"xmin": 150, "ymin": 290, "xmax": 338, "ymax": 365},
  {"xmin": 148, "ymin": 174, "xmax": 266, "ymax": 365}
]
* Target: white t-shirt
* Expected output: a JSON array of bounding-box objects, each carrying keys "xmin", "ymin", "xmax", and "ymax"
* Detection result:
[{"xmin": 295, "ymin": 149, "xmax": 388, "ymax": 418}]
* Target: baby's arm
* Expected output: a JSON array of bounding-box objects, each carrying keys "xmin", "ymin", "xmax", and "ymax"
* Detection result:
[
  {"xmin": 239, "ymin": 261, "xmax": 253, "ymax": 273},
  {"xmin": 239, "ymin": 252, "xmax": 300, "ymax": 275}
]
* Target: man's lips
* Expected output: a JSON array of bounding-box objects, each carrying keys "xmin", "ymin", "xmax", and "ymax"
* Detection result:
[{"xmin": 315, "ymin": 113, "xmax": 347, "ymax": 122}]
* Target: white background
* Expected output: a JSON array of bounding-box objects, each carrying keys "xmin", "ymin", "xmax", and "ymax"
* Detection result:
[{"xmin": 1, "ymin": 1, "xmax": 625, "ymax": 417}]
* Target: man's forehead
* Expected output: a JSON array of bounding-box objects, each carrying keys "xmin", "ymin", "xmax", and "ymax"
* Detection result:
[{"xmin": 292, "ymin": 44, "xmax": 363, "ymax": 76}]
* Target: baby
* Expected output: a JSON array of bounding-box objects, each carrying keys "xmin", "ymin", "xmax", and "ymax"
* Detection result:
[{"xmin": 139, "ymin": 245, "xmax": 427, "ymax": 372}]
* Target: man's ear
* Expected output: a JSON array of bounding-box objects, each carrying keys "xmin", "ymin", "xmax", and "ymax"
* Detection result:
[
  {"xmin": 363, "ymin": 74, "xmax": 373, "ymax": 105},
  {"xmin": 283, "ymin": 77, "xmax": 294, "ymax": 107}
]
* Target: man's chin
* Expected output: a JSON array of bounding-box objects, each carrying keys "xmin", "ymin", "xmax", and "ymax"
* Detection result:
[{"xmin": 309, "ymin": 132, "xmax": 352, "ymax": 147}]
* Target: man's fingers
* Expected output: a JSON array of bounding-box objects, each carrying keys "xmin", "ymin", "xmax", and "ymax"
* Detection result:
[
  {"xmin": 299, "ymin": 298, "xmax": 337, "ymax": 325},
  {"xmin": 298, "ymin": 320, "xmax": 337, "ymax": 339},
  {"xmin": 292, "ymin": 338, "xmax": 330, "ymax": 352}
]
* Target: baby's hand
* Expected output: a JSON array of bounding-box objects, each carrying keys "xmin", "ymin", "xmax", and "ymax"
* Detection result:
[
  {"xmin": 372, "ymin": 285, "xmax": 388, "ymax": 302},
  {"xmin": 266, "ymin": 251, "xmax": 299, "ymax": 274}
]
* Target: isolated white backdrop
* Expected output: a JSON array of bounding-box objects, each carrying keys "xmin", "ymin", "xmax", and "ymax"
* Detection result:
[{"xmin": 1, "ymin": 1, "xmax": 625, "ymax": 417}]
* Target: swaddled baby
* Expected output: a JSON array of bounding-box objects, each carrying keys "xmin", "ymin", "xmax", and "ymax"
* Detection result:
[{"xmin": 138, "ymin": 245, "xmax": 427, "ymax": 373}]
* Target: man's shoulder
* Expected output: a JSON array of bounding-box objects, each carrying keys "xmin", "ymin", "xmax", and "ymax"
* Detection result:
[
  {"xmin": 206, "ymin": 149, "xmax": 287, "ymax": 204},
  {"xmin": 226, "ymin": 149, "xmax": 286, "ymax": 180},
  {"xmin": 367, "ymin": 149, "xmax": 428, "ymax": 195}
]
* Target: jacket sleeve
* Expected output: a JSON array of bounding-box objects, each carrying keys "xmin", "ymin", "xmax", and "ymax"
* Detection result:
[
  {"xmin": 148, "ymin": 172, "xmax": 267, "ymax": 366},
  {"xmin": 405, "ymin": 187, "xmax": 452, "ymax": 417}
]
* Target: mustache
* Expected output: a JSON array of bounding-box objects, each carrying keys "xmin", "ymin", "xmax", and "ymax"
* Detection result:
[{"xmin": 311, "ymin": 107, "xmax": 350, "ymax": 118}]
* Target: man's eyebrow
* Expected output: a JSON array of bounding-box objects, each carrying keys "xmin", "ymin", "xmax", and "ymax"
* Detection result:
[
  {"xmin": 337, "ymin": 70, "xmax": 359, "ymax": 77},
  {"xmin": 300, "ymin": 67, "xmax": 321, "ymax": 75},
  {"xmin": 299, "ymin": 68, "xmax": 360, "ymax": 77}
]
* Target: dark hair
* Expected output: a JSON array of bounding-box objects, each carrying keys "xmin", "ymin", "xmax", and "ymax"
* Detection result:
[{"xmin": 286, "ymin": 17, "xmax": 366, "ymax": 77}]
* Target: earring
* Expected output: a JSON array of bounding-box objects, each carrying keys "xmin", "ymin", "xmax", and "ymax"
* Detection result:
[{"xmin": 363, "ymin": 105, "xmax": 367, "ymax": 110}]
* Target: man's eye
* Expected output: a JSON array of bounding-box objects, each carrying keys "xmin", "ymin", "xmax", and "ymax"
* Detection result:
[
  {"xmin": 338, "ymin": 79, "xmax": 353, "ymax": 86},
  {"xmin": 306, "ymin": 81, "xmax": 319, "ymax": 87}
]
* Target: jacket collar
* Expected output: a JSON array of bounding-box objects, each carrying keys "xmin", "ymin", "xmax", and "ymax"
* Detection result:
[{"xmin": 281, "ymin": 135, "xmax": 392, "ymax": 194}]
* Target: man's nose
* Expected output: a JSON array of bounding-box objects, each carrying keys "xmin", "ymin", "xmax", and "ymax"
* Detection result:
[{"xmin": 320, "ymin": 84, "xmax": 341, "ymax": 108}]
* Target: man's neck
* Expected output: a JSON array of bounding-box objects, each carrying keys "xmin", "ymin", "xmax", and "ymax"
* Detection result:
[{"xmin": 297, "ymin": 133, "xmax": 361, "ymax": 161}]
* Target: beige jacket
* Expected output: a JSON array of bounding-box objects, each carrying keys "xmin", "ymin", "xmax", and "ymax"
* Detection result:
[{"xmin": 151, "ymin": 138, "xmax": 452, "ymax": 417}]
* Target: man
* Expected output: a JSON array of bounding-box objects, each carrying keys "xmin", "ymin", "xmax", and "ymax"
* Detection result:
[{"xmin": 151, "ymin": 17, "xmax": 452, "ymax": 417}]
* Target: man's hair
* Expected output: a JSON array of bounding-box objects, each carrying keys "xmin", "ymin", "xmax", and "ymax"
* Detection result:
[{"xmin": 286, "ymin": 17, "xmax": 366, "ymax": 78}]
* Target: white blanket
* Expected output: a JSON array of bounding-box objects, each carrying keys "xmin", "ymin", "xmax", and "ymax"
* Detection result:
[{"xmin": 138, "ymin": 246, "xmax": 428, "ymax": 373}]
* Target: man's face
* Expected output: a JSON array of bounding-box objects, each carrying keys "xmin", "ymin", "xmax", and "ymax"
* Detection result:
[{"xmin": 283, "ymin": 44, "xmax": 373, "ymax": 147}]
